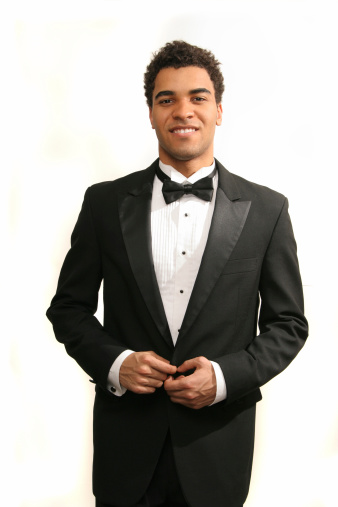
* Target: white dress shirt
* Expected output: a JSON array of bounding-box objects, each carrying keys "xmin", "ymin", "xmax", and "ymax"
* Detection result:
[{"xmin": 107, "ymin": 160, "xmax": 227, "ymax": 404}]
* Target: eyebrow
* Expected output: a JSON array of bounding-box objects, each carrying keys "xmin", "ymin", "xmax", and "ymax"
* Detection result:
[{"xmin": 154, "ymin": 88, "xmax": 212, "ymax": 101}]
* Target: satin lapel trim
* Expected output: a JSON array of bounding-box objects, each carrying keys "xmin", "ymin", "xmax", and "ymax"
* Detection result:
[
  {"xmin": 118, "ymin": 182, "xmax": 172, "ymax": 347},
  {"xmin": 177, "ymin": 187, "xmax": 251, "ymax": 341}
]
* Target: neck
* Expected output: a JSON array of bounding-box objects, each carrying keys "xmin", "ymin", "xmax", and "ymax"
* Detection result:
[{"xmin": 159, "ymin": 155, "xmax": 215, "ymax": 178}]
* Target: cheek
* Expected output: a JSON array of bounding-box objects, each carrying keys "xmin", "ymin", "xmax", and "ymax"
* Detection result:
[{"xmin": 151, "ymin": 117, "xmax": 161, "ymax": 131}]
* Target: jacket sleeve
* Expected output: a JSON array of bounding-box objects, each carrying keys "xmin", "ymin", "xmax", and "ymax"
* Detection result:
[
  {"xmin": 46, "ymin": 187, "xmax": 127, "ymax": 389},
  {"xmin": 216, "ymin": 198, "xmax": 308, "ymax": 404}
]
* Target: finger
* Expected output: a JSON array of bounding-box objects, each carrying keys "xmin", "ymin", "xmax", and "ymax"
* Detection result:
[
  {"xmin": 169, "ymin": 395, "xmax": 193, "ymax": 405},
  {"xmin": 177, "ymin": 356, "xmax": 209, "ymax": 373},
  {"xmin": 164, "ymin": 375, "xmax": 191, "ymax": 393},
  {"xmin": 146, "ymin": 356, "xmax": 177, "ymax": 375},
  {"xmin": 148, "ymin": 351, "xmax": 171, "ymax": 363},
  {"xmin": 169, "ymin": 397, "xmax": 203, "ymax": 410},
  {"xmin": 126, "ymin": 373, "xmax": 165, "ymax": 393},
  {"xmin": 132, "ymin": 385, "xmax": 157, "ymax": 394},
  {"xmin": 177, "ymin": 358, "xmax": 199, "ymax": 373},
  {"xmin": 137, "ymin": 376, "xmax": 165, "ymax": 389},
  {"xmin": 167, "ymin": 390, "xmax": 199, "ymax": 406},
  {"xmin": 137, "ymin": 367, "xmax": 169, "ymax": 382},
  {"xmin": 152, "ymin": 371, "xmax": 171, "ymax": 382}
]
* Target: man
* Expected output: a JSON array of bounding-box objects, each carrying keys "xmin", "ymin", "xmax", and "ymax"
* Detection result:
[{"xmin": 47, "ymin": 41, "xmax": 308, "ymax": 507}]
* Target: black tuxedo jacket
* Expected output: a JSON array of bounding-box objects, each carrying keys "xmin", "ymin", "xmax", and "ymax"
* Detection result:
[{"xmin": 47, "ymin": 159, "xmax": 308, "ymax": 507}]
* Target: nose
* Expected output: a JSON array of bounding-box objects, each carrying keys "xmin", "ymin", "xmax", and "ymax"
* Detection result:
[{"xmin": 172, "ymin": 100, "xmax": 194, "ymax": 121}]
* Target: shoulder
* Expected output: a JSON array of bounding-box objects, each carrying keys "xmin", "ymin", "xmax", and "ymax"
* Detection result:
[
  {"xmin": 232, "ymin": 172, "xmax": 285, "ymax": 204},
  {"xmin": 216, "ymin": 160, "xmax": 287, "ymax": 213},
  {"xmin": 85, "ymin": 160, "xmax": 158, "ymax": 202},
  {"xmin": 89, "ymin": 166, "xmax": 155, "ymax": 194}
]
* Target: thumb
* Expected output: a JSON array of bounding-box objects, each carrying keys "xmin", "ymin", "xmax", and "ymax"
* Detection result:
[{"xmin": 177, "ymin": 358, "xmax": 198, "ymax": 373}]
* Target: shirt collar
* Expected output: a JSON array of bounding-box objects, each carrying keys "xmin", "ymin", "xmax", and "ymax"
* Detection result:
[{"xmin": 158, "ymin": 159, "xmax": 216, "ymax": 184}]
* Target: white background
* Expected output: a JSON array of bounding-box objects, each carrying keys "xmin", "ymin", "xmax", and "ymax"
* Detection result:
[{"xmin": 3, "ymin": 1, "xmax": 338, "ymax": 506}]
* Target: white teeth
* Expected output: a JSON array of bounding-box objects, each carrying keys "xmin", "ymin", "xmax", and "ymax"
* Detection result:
[{"xmin": 173, "ymin": 128, "xmax": 196, "ymax": 134}]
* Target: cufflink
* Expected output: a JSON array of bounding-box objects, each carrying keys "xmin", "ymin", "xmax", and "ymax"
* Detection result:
[{"xmin": 110, "ymin": 386, "xmax": 116, "ymax": 393}]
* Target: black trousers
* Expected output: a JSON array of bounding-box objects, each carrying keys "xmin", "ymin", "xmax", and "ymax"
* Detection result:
[{"xmin": 95, "ymin": 432, "xmax": 188, "ymax": 507}]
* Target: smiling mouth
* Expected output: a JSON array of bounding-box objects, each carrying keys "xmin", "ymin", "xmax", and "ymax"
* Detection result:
[{"xmin": 171, "ymin": 128, "xmax": 197, "ymax": 134}]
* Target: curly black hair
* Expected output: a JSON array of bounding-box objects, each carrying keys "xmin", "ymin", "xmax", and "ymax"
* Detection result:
[{"xmin": 144, "ymin": 40, "xmax": 224, "ymax": 107}]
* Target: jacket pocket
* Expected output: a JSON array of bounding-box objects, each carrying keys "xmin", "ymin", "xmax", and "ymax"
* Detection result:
[{"xmin": 222, "ymin": 257, "xmax": 258, "ymax": 275}]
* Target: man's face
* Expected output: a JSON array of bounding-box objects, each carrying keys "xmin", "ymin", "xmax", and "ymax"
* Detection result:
[{"xmin": 149, "ymin": 66, "xmax": 223, "ymax": 170}]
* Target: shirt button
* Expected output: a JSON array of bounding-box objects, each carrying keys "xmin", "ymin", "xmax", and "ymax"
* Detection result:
[
  {"xmin": 184, "ymin": 213, "xmax": 188, "ymax": 217},
  {"xmin": 180, "ymin": 290, "xmax": 184, "ymax": 293},
  {"xmin": 182, "ymin": 251, "xmax": 186, "ymax": 255}
]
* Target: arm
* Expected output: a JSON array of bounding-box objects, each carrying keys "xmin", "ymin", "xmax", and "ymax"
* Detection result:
[
  {"xmin": 46, "ymin": 188, "xmax": 128, "ymax": 389},
  {"xmin": 217, "ymin": 198, "xmax": 308, "ymax": 404},
  {"xmin": 165, "ymin": 198, "xmax": 308, "ymax": 409}
]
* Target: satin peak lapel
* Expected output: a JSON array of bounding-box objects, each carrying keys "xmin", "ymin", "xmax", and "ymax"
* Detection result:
[
  {"xmin": 177, "ymin": 175, "xmax": 251, "ymax": 342},
  {"xmin": 118, "ymin": 169, "xmax": 172, "ymax": 347}
]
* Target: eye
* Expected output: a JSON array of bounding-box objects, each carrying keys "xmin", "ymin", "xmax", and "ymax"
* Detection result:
[
  {"xmin": 192, "ymin": 96, "xmax": 206, "ymax": 102},
  {"xmin": 159, "ymin": 99, "xmax": 173, "ymax": 104}
]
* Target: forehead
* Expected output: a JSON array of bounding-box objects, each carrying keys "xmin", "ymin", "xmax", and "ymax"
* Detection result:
[{"xmin": 153, "ymin": 66, "xmax": 215, "ymax": 97}]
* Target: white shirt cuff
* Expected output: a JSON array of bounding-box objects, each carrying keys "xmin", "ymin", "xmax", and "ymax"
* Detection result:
[
  {"xmin": 210, "ymin": 361, "xmax": 227, "ymax": 405},
  {"xmin": 107, "ymin": 350, "xmax": 134, "ymax": 396}
]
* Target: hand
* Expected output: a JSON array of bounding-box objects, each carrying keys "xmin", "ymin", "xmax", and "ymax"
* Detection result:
[
  {"xmin": 119, "ymin": 351, "xmax": 177, "ymax": 394},
  {"xmin": 164, "ymin": 356, "xmax": 216, "ymax": 409}
]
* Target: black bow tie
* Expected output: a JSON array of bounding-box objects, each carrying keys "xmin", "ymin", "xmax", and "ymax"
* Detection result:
[{"xmin": 156, "ymin": 166, "xmax": 216, "ymax": 205}]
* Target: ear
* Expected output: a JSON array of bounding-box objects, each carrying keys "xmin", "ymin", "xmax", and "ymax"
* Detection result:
[
  {"xmin": 149, "ymin": 107, "xmax": 155, "ymax": 129},
  {"xmin": 216, "ymin": 103, "xmax": 223, "ymax": 126}
]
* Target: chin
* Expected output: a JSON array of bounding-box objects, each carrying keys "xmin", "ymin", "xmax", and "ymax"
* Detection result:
[{"xmin": 168, "ymin": 149, "xmax": 202, "ymax": 162}]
